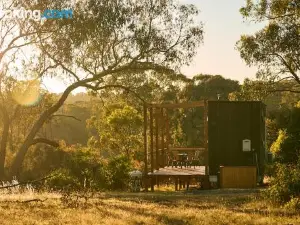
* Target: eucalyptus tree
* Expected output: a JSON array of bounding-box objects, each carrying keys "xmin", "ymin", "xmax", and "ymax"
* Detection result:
[
  {"xmin": 237, "ymin": 0, "xmax": 300, "ymax": 92},
  {"xmin": 0, "ymin": 0, "xmax": 203, "ymax": 177}
]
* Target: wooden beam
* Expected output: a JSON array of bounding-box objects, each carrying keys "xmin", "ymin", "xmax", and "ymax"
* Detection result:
[
  {"xmin": 166, "ymin": 110, "xmax": 170, "ymax": 164},
  {"xmin": 150, "ymin": 101, "xmax": 205, "ymax": 109},
  {"xmin": 143, "ymin": 104, "xmax": 148, "ymax": 191},
  {"xmin": 149, "ymin": 108, "xmax": 153, "ymax": 191},
  {"xmin": 175, "ymin": 177, "xmax": 178, "ymax": 191},
  {"xmin": 150, "ymin": 107, "xmax": 154, "ymax": 174},
  {"xmin": 161, "ymin": 108, "xmax": 165, "ymax": 167},
  {"xmin": 155, "ymin": 107, "xmax": 159, "ymax": 170},
  {"xmin": 169, "ymin": 147, "xmax": 206, "ymax": 151}
]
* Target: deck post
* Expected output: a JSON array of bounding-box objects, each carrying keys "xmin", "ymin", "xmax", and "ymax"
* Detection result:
[
  {"xmin": 150, "ymin": 107, "xmax": 154, "ymax": 173},
  {"xmin": 166, "ymin": 110, "xmax": 170, "ymax": 166},
  {"xmin": 150, "ymin": 107, "xmax": 154, "ymax": 192},
  {"xmin": 155, "ymin": 107, "xmax": 160, "ymax": 170},
  {"xmin": 143, "ymin": 104, "xmax": 148, "ymax": 192},
  {"xmin": 161, "ymin": 108, "xmax": 165, "ymax": 167}
]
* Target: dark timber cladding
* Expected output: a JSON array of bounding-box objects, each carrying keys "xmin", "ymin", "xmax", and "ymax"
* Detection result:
[{"xmin": 208, "ymin": 101, "xmax": 266, "ymax": 179}]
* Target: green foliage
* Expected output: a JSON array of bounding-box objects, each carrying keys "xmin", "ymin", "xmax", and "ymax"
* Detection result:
[
  {"xmin": 49, "ymin": 103, "xmax": 91, "ymax": 145},
  {"xmin": 269, "ymin": 107, "xmax": 300, "ymax": 164},
  {"xmin": 174, "ymin": 74, "xmax": 240, "ymax": 147},
  {"xmin": 47, "ymin": 168, "xmax": 81, "ymax": 191},
  {"xmin": 1, "ymin": 0, "xmax": 204, "ymax": 178},
  {"xmin": 106, "ymin": 155, "xmax": 132, "ymax": 190},
  {"xmin": 45, "ymin": 146, "xmax": 108, "ymax": 191},
  {"xmin": 182, "ymin": 74, "xmax": 240, "ymax": 101},
  {"xmin": 42, "ymin": 145, "xmax": 133, "ymax": 191},
  {"xmin": 228, "ymin": 79, "xmax": 269, "ymax": 101},
  {"xmin": 107, "ymin": 105, "xmax": 142, "ymax": 128},
  {"xmin": 264, "ymin": 163, "xmax": 275, "ymax": 177},
  {"xmin": 266, "ymin": 118, "xmax": 278, "ymax": 149},
  {"xmin": 87, "ymin": 103, "xmax": 143, "ymax": 159},
  {"xmin": 64, "ymin": 147, "xmax": 105, "ymax": 187},
  {"xmin": 263, "ymin": 161, "xmax": 300, "ymax": 205},
  {"xmin": 284, "ymin": 197, "xmax": 300, "ymax": 210},
  {"xmin": 270, "ymin": 129, "xmax": 288, "ymax": 155},
  {"xmin": 237, "ymin": 0, "xmax": 300, "ymax": 89}
]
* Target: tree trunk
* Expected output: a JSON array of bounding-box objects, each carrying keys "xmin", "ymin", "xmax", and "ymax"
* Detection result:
[
  {"xmin": 0, "ymin": 109, "xmax": 10, "ymax": 180},
  {"xmin": 10, "ymin": 83, "xmax": 79, "ymax": 178}
]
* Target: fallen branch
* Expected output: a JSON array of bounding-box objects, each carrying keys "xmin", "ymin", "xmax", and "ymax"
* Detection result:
[
  {"xmin": 21, "ymin": 198, "xmax": 48, "ymax": 203},
  {"xmin": 0, "ymin": 198, "xmax": 48, "ymax": 204},
  {"xmin": 0, "ymin": 175, "xmax": 53, "ymax": 189}
]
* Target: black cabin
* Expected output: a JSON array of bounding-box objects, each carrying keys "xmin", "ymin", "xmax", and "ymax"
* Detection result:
[{"xmin": 208, "ymin": 101, "xmax": 266, "ymax": 181}]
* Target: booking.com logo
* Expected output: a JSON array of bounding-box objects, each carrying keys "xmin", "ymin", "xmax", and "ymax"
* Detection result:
[{"xmin": 0, "ymin": 8, "xmax": 73, "ymax": 21}]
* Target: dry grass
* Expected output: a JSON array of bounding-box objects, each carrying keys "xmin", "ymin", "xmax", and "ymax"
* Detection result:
[{"xmin": 0, "ymin": 189, "xmax": 299, "ymax": 225}]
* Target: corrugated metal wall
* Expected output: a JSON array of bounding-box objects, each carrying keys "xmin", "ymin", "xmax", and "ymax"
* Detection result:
[{"xmin": 208, "ymin": 101, "xmax": 266, "ymax": 177}]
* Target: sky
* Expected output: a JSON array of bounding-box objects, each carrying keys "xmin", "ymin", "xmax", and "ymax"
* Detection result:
[
  {"xmin": 180, "ymin": 0, "xmax": 265, "ymax": 81},
  {"xmin": 44, "ymin": 0, "xmax": 265, "ymax": 93}
]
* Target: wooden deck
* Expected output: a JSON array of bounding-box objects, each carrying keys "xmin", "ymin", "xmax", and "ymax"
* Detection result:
[{"xmin": 148, "ymin": 166, "xmax": 206, "ymax": 176}]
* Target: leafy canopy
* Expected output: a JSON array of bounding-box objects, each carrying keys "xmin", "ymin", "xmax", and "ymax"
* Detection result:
[{"xmin": 237, "ymin": 0, "xmax": 300, "ymax": 89}]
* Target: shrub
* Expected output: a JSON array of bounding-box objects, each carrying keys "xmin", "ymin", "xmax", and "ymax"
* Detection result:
[
  {"xmin": 264, "ymin": 163, "xmax": 275, "ymax": 177},
  {"xmin": 284, "ymin": 197, "xmax": 300, "ymax": 210},
  {"xmin": 64, "ymin": 147, "xmax": 107, "ymax": 189},
  {"xmin": 263, "ymin": 160, "xmax": 300, "ymax": 204},
  {"xmin": 24, "ymin": 144, "xmax": 134, "ymax": 191},
  {"xmin": 46, "ymin": 146, "xmax": 109, "ymax": 191},
  {"xmin": 106, "ymin": 155, "xmax": 132, "ymax": 190},
  {"xmin": 46, "ymin": 168, "xmax": 81, "ymax": 191},
  {"xmin": 45, "ymin": 148, "xmax": 134, "ymax": 191},
  {"xmin": 270, "ymin": 107, "xmax": 300, "ymax": 165}
]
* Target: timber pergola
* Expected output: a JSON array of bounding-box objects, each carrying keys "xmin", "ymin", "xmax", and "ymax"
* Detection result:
[{"xmin": 143, "ymin": 100, "xmax": 209, "ymax": 191}]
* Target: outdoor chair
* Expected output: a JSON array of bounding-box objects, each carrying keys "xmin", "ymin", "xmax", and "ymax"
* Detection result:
[
  {"xmin": 191, "ymin": 151, "xmax": 201, "ymax": 168},
  {"xmin": 178, "ymin": 152, "xmax": 188, "ymax": 168},
  {"xmin": 168, "ymin": 153, "xmax": 179, "ymax": 168}
]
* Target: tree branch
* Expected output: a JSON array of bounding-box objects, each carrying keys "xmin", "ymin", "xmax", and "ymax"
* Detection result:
[
  {"xmin": 30, "ymin": 138, "xmax": 59, "ymax": 148},
  {"xmin": 273, "ymin": 53, "xmax": 300, "ymax": 84},
  {"xmin": 265, "ymin": 13, "xmax": 296, "ymax": 20},
  {"xmin": 51, "ymin": 114, "xmax": 81, "ymax": 121},
  {"xmin": 81, "ymin": 84, "xmax": 146, "ymax": 103}
]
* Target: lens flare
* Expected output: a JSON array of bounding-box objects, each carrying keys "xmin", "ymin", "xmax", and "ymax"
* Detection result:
[{"xmin": 12, "ymin": 79, "xmax": 42, "ymax": 106}]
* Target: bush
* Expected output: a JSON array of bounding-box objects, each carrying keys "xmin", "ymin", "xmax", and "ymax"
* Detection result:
[
  {"xmin": 263, "ymin": 160, "xmax": 300, "ymax": 204},
  {"xmin": 106, "ymin": 155, "xmax": 132, "ymax": 190},
  {"xmin": 45, "ymin": 147, "xmax": 133, "ymax": 191},
  {"xmin": 64, "ymin": 147, "xmax": 108, "ymax": 190},
  {"xmin": 46, "ymin": 168, "xmax": 81, "ymax": 191},
  {"xmin": 46, "ymin": 146, "xmax": 109, "ymax": 191},
  {"xmin": 284, "ymin": 197, "xmax": 300, "ymax": 210},
  {"xmin": 270, "ymin": 107, "xmax": 300, "ymax": 165},
  {"xmin": 264, "ymin": 163, "xmax": 275, "ymax": 177},
  {"xmin": 22, "ymin": 143, "xmax": 134, "ymax": 191}
]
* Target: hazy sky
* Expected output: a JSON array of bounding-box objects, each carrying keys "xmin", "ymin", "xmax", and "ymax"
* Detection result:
[
  {"xmin": 45, "ymin": 0, "xmax": 265, "ymax": 93},
  {"xmin": 180, "ymin": 0, "xmax": 265, "ymax": 81}
]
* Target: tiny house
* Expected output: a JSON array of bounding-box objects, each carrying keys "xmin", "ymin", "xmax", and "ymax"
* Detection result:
[{"xmin": 208, "ymin": 101, "xmax": 266, "ymax": 187}]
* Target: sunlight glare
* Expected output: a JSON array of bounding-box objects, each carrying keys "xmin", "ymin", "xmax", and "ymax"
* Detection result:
[{"xmin": 12, "ymin": 79, "xmax": 42, "ymax": 106}]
